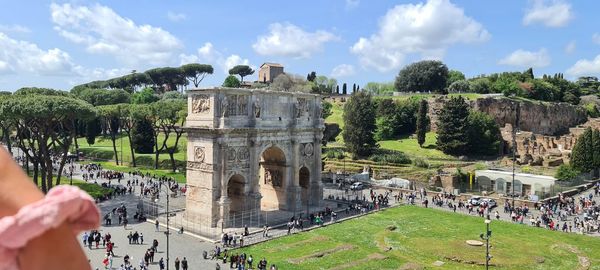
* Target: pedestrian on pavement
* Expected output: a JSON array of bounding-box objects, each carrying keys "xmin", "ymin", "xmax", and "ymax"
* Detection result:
[
  {"xmin": 175, "ymin": 257, "xmax": 180, "ymax": 270},
  {"xmin": 159, "ymin": 257, "xmax": 165, "ymax": 270},
  {"xmin": 156, "ymin": 220, "xmax": 160, "ymax": 231},
  {"xmin": 182, "ymin": 257, "xmax": 188, "ymax": 270}
]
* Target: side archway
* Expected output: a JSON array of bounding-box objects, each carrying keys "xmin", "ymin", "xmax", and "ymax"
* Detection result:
[
  {"xmin": 227, "ymin": 174, "xmax": 246, "ymax": 214},
  {"xmin": 299, "ymin": 166, "xmax": 310, "ymax": 206}
]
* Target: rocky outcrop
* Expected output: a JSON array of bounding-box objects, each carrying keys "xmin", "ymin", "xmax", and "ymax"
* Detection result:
[
  {"xmin": 473, "ymin": 98, "xmax": 587, "ymax": 136},
  {"xmin": 428, "ymin": 96, "xmax": 587, "ymax": 136}
]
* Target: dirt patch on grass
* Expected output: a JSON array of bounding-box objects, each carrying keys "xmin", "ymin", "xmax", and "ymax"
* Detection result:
[
  {"xmin": 551, "ymin": 244, "xmax": 590, "ymax": 270},
  {"xmin": 287, "ymin": 244, "xmax": 354, "ymax": 264},
  {"xmin": 399, "ymin": 262, "xmax": 424, "ymax": 270},
  {"xmin": 265, "ymin": 235, "xmax": 329, "ymax": 253},
  {"xmin": 328, "ymin": 253, "xmax": 387, "ymax": 270}
]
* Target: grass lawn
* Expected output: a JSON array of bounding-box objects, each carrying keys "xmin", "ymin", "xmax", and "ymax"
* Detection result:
[
  {"xmin": 378, "ymin": 132, "xmax": 456, "ymax": 162},
  {"xmin": 33, "ymin": 176, "xmax": 113, "ymax": 199},
  {"xmin": 239, "ymin": 206, "xmax": 600, "ymax": 270},
  {"xmin": 325, "ymin": 101, "xmax": 345, "ymax": 143},
  {"xmin": 90, "ymin": 161, "xmax": 186, "ymax": 183},
  {"xmin": 70, "ymin": 179, "xmax": 114, "ymax": 199},
  {"xmin": 76, "ymin": 133, "xmax": 187, "ymax": 165}
]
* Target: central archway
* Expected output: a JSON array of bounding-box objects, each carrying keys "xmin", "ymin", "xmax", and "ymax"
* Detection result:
[{"xmin": 259, "ymin": 146, "xmax": 287, "ymax": 210}]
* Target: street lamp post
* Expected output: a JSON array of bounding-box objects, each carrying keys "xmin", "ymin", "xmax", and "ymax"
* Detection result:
[
  {"xmin": 480, "ymin": 218, "xmax": 492, "ymax": 270},
  {"xmin": 166, "ymin": 186, "xmax": 170, "ymax": 270},
  {"xmin": 156, "ymin": 185, "xmax": 172, "ymax": 270},
  {"xmin": 512, "ymin": 127, "xmax": 516, "ymax": 210}
]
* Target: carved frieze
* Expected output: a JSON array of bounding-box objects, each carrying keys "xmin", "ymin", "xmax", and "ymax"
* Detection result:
[
  {"xmin": 187, "ymin": 161, "xmax": 212, "ymax": 172},
  {"xmin": 191, "ymin": 94, "xmax": 210, "ymax": 114},
  {"xmin": 224, "ymin": 94, "xmax": 248, "ymax": 117}
]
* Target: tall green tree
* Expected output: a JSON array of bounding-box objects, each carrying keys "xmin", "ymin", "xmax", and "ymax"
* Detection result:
[
  {"xmin": 132, "ymin": 87, "xmax": 160, "ymax": 104},
  {"xmin": 152, "ymin": 100, "xmax": 187, "ymax": 171},
  {"xmin": 436, "ymin": 96, "xmax": 469, "ymax": 155},
  {"xmin": 223, "ymin": 75, "xmax": 241, "ymax": 88},
  {"xmin": 342, "ymin": 83, "xmax": 347, "ymax": 95},
  {"xmin": 131, "ymin": 108, "xmax": 155, "ymax": 155},
  {"xmin": 447, "ymin": 70, "xmax": 466, "ymax": 87},
  {"xmin": 181, "ymin": 63, "xmax": 214, "ymax": 87},
  {"xmin": 395, "ymin": 60, "xmax": 449, "ymax": 94},
  {"xmin": 97, "ymin": 105, "xmax": 122, "ymax": 165},
  {"xmin": 571, "ymin": 128, "xmax": 594, "ymax": 173},
  {"xmin": 416, "ymin": 99, "xmax": 428, "ymax": 147},
  {"xmin": 0, "ymin": 95, "xmax": 96, "ymax": 191},
  {"xmin": 466, "ymin": 111, "xmax": 501, "ymax": 155},
  {"xmin": 343, "ymin": 91, "xmax": 377, "ymax": 157},
  {"xmin": 228, "ymin": 65, "xmax": 255, "ymax": 82}
]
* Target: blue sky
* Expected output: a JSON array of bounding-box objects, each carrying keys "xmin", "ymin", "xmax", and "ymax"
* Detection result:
[{"xmin": 1, "ymin": 0, "xmax": 600, "ymax": 91}]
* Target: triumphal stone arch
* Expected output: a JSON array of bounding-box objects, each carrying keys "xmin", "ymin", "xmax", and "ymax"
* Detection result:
[{"xmin": 184, "ymin": 88, "xmax": 324, "ymax": 229}]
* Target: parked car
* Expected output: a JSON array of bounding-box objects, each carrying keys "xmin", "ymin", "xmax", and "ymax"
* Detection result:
[
  {"xmin": 468, "ymin": 196, "xmax": 482, "ymax": 206},
  {"xmin": 481, "ymin": 198, "xmax": 497, "ymax": 208},
  {"xmin": 350, "ymin": 182, "xmax": 365, "ymax": 191}
]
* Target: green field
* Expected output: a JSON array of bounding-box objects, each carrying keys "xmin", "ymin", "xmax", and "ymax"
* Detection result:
[
  {"xmin": 378, "ymin": 132, "xmax": 456, "ymax": 162},
  {"xmin": 239, "ymin": 206, "xmax": 600, "ymax": 270},
  {"xmin": 92, "ymin": 161, "xmax": 186, "ymax": 183},
  {"xmin": 76, "ymin": 133, "xmax": 188, "ymax": 165}
]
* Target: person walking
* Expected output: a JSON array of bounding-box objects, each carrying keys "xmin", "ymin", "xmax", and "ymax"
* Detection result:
[
  {"xmin": 175, "ymin": 257, "xmax": 180, "ymax": 270},
  {"xmin": 155, "ymin": 220, "xmax": 160, "ymax": 231},
  {"xmin": 159, "ymin": 258, "xmax": 165, "ymax": 270},
  {"xmin": 182, "ymin": 257, "xmax": 189, "ymax": 270}
]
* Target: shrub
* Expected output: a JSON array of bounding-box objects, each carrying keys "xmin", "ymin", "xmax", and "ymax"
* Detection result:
[
  {"xmin": 413, "ymin": 157, "xmax": 429, "ymax": 168},
  {"xmin": 368, "ymin": 150, "xmax": 411, "ymax": 164}
]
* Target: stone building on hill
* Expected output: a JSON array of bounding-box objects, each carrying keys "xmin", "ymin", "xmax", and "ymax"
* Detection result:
[{"xmin": 258, "ymin": 62, "xmax": 284, "ymax": 83}]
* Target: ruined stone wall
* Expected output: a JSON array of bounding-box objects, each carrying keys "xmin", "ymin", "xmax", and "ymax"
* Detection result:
[
  {"xmin": 473, "ymin": 98, "xmax": 587, "ymax": 136},
  {"xmin": 428, "ymin": 97, "xmax": 587, "ymax": 136}
]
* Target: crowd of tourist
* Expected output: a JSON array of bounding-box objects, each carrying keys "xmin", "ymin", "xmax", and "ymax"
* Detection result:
[{"xmin": 403, "ymin": 183, "xmax": 600, "ymax": 236}]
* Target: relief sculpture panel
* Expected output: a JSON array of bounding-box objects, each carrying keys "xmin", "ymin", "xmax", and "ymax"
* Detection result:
[{"xmin": 191, "ymin": 94, "xmax": 210, "ymax": 114}]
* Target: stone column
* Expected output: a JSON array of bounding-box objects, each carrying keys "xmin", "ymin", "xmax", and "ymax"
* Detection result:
[
  {"xmin": 218, "ymin": 196, "xmax": 231, "ymax": 230},
  {"xmin": 311, "ymin": 137, "xmax": 324, "ymax": 207},
  {"xmin": 285, "ymin": 139, "xmax": 302, "ymax": 212}
]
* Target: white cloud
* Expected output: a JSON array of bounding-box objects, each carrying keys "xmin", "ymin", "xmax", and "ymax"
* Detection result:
[
  {"xmin": 331, "ymin": 64, "xmax": 356, "ymax": 77},
  {"xmin": 593, "ymin": 33, "xmax": 600, "ymax": 45},
  {"xmin": 180, "ymin": 42, "xmax": 252, "ymax": 74},
  {"xmin": 498, "ymin": 48, "xmax": 551, "ymax": 68},
  {"xmin": 566, "ymin": 55, "xmax": 600, "ymax": 77},
  {"xmin": 523, "ymin": 0, "xmax": 572, "ymax": 28},
  {"xmin": 252, "ymin": 23, "xmax": 338, "ymax": 58},
  {"xmin": 50, "ymin": 3, "xmax": 182, "ymax": 66},
  {"xmin": 350, "ymin": 0, "xmax": 489, "ymax": 72},
  {"xmin": 69, "ymin": 67, "xmax": 131, "ymax": 86},
  {"xmin": 565, "ymin": 40, "xmax": 576, "ymax": 54},
  {"xmin": 0, "ymin": 32, "xmax": 77, "ymax": 76},
  {"xmin": 223, "ymin": 55, "xmax": 250, "ymax": 73},
  {"xmin": 167, "ymin": 11, "xmax": 187, "ymax": 22},
  {"xmin": 0, "ymin": 24, "xmax": 31, "ymax": 33},
  {"xmin": 346, "ymin": 0, "xmax": 360, "ymax": 9}
]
